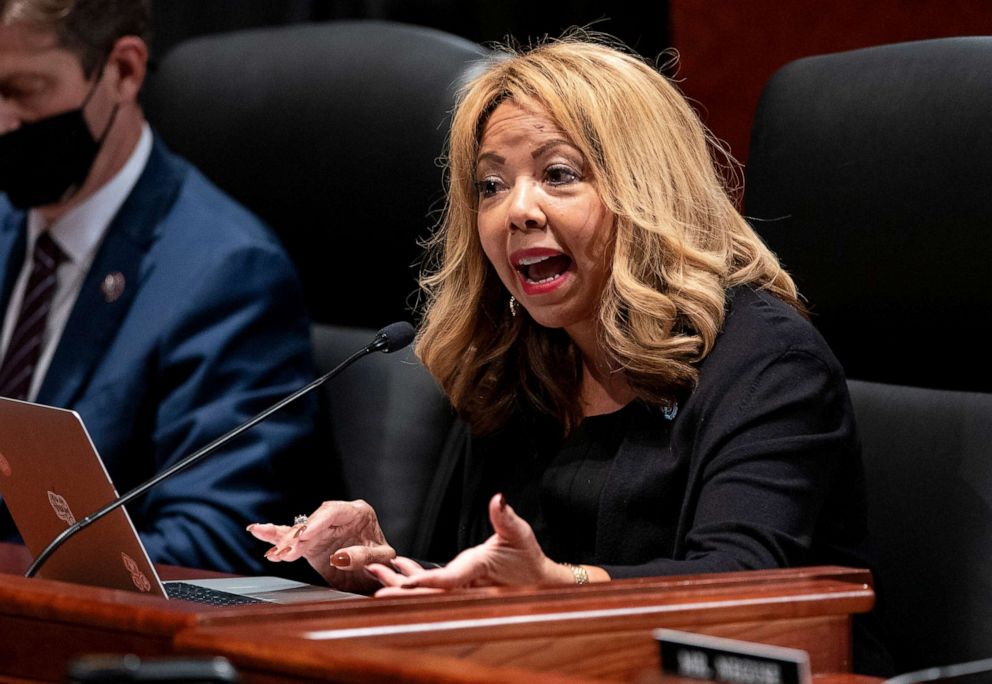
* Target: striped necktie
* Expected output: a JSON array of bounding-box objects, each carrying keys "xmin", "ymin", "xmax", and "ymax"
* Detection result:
[{"xmin": 0, "ymin": 232, "xmax": 66, "ymax": 401}]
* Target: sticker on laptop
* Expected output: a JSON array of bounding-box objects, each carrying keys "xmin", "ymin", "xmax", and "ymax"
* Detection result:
[
  {"xmin": 47, "ymin": 490, "xmax": 76, "ymax": 526},
  {"xmin": 121, "ymin": 552, "xmax": 152, "ymax": 592}
]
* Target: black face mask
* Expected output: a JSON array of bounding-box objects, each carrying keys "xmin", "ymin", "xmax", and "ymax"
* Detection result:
[{"xmin": 0, "ymin": 72, "xmax": 116, "ymax": 209}]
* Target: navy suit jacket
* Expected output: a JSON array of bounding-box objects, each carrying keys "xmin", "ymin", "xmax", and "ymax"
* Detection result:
[{"xmin": 0, "ymin": 136, "xmax": 324, "ymax": 574}]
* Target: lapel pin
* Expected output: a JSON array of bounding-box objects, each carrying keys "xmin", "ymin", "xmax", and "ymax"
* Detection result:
[{"xmin": 101, "ymin": 271, "xmax": 125, "ymax": 303}]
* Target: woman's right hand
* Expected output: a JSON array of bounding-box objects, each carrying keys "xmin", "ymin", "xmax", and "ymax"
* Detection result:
[{"xmin": 247, "ymin": 499, "xmax": 395, "ymax": 593}]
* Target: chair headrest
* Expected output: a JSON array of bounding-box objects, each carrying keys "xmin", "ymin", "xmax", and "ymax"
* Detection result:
[
  {"xmin": 144, "ymin": 20, "xmax": 488, "ymax": 328},
  {"xmin": 745, "ymin": 37, "xmax": 992, "ymax": 391}
]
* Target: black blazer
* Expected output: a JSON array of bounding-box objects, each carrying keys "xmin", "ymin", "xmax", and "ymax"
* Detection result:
[{"xmin": 417, "ymin": 286, "xmax": 867, "ymax": 577}]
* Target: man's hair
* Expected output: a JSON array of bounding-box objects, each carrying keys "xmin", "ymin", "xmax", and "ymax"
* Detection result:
[{"xmin": 0, "ymin": 0, "xmax": 150, "ymax": 77}]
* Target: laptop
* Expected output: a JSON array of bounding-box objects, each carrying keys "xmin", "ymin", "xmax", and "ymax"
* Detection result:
[{"xmin": 0, "ymin": 397, "xmax": 361, "ymax": 605}]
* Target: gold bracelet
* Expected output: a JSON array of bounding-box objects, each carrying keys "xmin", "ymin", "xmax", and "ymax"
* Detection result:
[{"xmin": 560, "ymin": 562, "xmax": 590, "ymax": 585}]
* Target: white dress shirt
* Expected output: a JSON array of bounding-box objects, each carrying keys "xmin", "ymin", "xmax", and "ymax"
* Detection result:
[{"xmin": 0, "ymin": 124, "xmax": 153, "ymax": 401}]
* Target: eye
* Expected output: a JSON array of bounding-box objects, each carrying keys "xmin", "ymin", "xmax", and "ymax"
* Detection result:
[
  {"xmin": 545, "ymin": 164, "xmax": 581, "ymax": 186},
  {"xmin": 474, "ymin": 176, "xmax": 504, "ymax": 198},
  {"xmin": 0, "ymin": 84, "xmax": 25, "ymax": 101},
  {"xmin": 0, "ymin": 76, "xmax": 47, "ymax": 104}
]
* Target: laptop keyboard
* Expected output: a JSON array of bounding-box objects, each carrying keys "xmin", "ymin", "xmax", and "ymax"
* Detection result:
[{"xmin": 164, "ymin": 581, "xmax": 265, "ymax": 606}]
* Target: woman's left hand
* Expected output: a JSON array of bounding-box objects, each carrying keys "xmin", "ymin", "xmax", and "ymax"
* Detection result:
[{"xmin": 367, "ymin": 493, "xmax": 601, "ymax": 595}]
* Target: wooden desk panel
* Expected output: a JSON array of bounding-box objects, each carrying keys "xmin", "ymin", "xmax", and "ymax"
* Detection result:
[
  {"xmin": 0, "ymin": 543, "xmax": 368, "ymax": 681},
  {"xmin": 176, "ymin": 567, "xmax": 874, "ymax": 682},
  {"xmin": 1, "ymin": 544, "xmax": 874, "ymax": 683},
  {"xmin": 402, "ymin": 615, "xmax": 848, "ymax": 680}
]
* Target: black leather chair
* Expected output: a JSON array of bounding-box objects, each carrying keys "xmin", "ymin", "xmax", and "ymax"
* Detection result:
[
  {"xmin": 846, "ymin": 380, "xmax": 992, "ymax": 673},
  {"xmin": 745, "ymin": 38, "xmax": 992, "ymax": 674},
  {"xmin": 310, "ymin": 325, "xmax": 456, "ymax": 555},
  {"xmin": 745, "ymin": 37, "xmax": 992, "ymax": 394},
  {"xmin": 144, "ymin": 20, "xmax": 487, "ymax": 328},
  {"xmin": 143, "ymin": 21, "xmax": 483, "ymax": 554}
]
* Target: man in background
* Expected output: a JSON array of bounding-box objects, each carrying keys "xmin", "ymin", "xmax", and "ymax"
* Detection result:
[{"xmin": 0, "ymin": 0, "xmax": 324, "ymax": 573}]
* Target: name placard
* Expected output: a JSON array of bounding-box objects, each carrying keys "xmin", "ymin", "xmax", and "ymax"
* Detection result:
[{"xmin": 654, "ymin": 629, "xmax": 812, "ymax": 684}]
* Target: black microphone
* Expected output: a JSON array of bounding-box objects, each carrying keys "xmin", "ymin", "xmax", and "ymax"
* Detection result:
[{"xmin": 25, "ymin": 321, "xmax": 416, "ymax": 579}]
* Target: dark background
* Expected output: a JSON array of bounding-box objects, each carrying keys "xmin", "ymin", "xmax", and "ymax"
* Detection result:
[
  {"xmin": 148, "ymin": 1, "xmax": 992, "ymax": 166},
  {"xmin": 149, "ymin": 1, "xmax": 672, "ymax": 68}
]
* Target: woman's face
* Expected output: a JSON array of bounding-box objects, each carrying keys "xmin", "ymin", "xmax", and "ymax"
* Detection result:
[{"xmin": 475, "ymin": 100, "xmax": 615, "ymax": 337}]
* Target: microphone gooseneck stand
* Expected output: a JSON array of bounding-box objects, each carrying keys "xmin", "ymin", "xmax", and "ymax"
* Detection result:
[{"xmin": 25, "ymin": 321, "xmax": 415, "ymax": 579}]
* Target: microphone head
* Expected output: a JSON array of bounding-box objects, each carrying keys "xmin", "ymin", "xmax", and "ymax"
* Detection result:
[{"xmin": 370, "ymin": 321, "xmax": 416, "ymax": 353}]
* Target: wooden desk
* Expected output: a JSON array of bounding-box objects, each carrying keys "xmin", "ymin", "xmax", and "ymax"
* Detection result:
[
  {"xmin": 0, "ymin": 543, "xmax": 875, "ymax": 683},
  {"xmin": 176, "ymin": 566, "xmax": 874, "ymax": 682}
]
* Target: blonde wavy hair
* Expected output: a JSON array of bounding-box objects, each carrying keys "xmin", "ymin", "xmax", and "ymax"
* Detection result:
[{"xmin": 416, "ymin": 34, "xmax": 801, "ymax": 435}]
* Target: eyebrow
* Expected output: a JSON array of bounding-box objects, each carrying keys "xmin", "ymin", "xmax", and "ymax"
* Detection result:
[
  {"xmin": 530, "ymin": 139, "xmax": 577, "ymax": 159},
  {"xmin": 0, "ymin": 70, "xmax": 47, "ymax": 83},
  {"xmin": 475, "ymin": 139, "xmax": 579, "ymax": 168},
  {"xmin": 476, "ymin": 151, "xmax": 505, "ymax": 166}
]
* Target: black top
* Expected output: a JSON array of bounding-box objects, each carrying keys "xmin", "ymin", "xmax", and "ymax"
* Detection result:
[
  {"xmin": 420, "ymin": 285, "xmax": 869, "ymax": 579},
  {"xmin": 476, "ymin": 401, "xmax": 672, "ymax": 565}
]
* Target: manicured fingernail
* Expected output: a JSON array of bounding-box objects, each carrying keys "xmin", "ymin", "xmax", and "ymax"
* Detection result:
[
  {"xmin": 246, "ymin": 524, "xmax": 256, "ymax": 531},
  {"xmin": 331, "ymin": 552, "xmax": 351, "ymax": 567},
  {"xmin": 400, "ymin": 580, "xmax": 419, "ymax": 589},
  {"xmin": 264, "ymin": 547, "xmax": 277, "ymax": 559},
  {"xmin": 363, "ymin": 566, "xmax": 379, "ymax": 579},
  {"xmin": 498, "ymin": 493, "xmax": 507, "ymax": 511},
  {"xmin": 293, "ymin": 525, "xmax": 307, "ymax": 538},
  {"xmin": 276, "ymin": 546, "xmax": 291, "ymax": 556}
]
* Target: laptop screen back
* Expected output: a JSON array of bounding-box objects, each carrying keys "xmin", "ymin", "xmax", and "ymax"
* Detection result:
[{"xmin": 0, "ymin": 397, "xmax": 167, "ymax": 596}]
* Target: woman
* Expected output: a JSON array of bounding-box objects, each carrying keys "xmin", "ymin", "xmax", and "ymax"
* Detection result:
[{"xmin": 248, "ymin": 34, "xmax": 866, "ymax": 595}]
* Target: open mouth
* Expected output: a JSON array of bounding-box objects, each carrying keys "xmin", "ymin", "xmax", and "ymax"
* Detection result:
[{"xmin": 514, "ymin": 253, "xmax": 572, "ymax": 284}]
